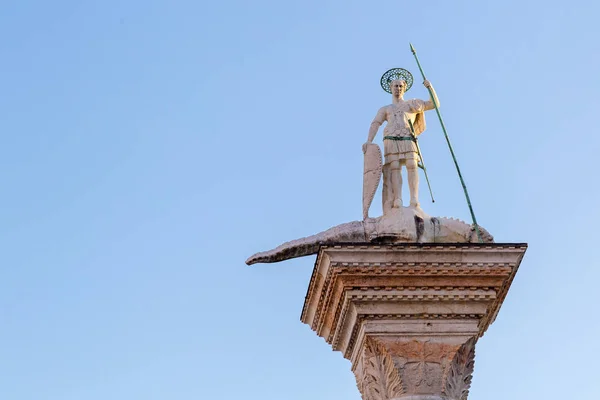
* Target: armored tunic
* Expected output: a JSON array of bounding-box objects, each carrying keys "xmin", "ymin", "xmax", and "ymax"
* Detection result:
[{"xmin": 372, "ymin": 99, "xmax": 427, "ymax": 163}]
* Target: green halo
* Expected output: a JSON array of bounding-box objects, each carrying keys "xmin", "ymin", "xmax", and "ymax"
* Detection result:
[{"xmin": 380, "ymin": 68, "xmax": 414, "ymax": 94}]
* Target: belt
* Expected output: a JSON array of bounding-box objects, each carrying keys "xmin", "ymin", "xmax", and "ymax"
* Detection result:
[{"xmin": 383, "ymin": 136, "xmax": 416, "ymax": 141}]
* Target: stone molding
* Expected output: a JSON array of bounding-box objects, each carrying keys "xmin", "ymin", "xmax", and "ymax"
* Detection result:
[
  {"xmin": 300, "ymin": 243, "xmax": 526, "ymax": 400},
  {"xmin": 301, "ymin": 244, "xmax": 526, "ymax": 354}
]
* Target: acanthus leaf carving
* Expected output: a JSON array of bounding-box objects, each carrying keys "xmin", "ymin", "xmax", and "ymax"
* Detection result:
[
  {"xmin": 361, "ymin": 338, "xmax": 405, "ymax": 400},
  {"xmin": 443, "ymin": 337, "xmax": 476, "ymax": 400},
  {"xmin": 353, "ymin": 356, "xmax": 366, "ymax": 398}
]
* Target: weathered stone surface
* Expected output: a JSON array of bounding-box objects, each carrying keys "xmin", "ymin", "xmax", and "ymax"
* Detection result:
[
  {"xmin": 364, "ymin": 78, "xmax": 440, "ymax": 214},
  {"xmin": 246, "ymin": 208, "xmax": 493, "ymax": 265},
  {"xmin": 300, "ymin": 243, "xmax": 527, "ymax": 400},
  {"xmin": 358, "ymin": 337, "xmax": 405, "ymax": 400}
]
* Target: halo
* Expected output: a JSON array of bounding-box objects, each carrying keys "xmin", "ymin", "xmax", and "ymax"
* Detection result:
[{"xmin": 380, "ymin": 68, "xmax": 414, "ymax": 93}]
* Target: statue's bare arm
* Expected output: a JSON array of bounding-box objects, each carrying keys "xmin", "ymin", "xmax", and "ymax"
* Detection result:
[
  {"xmin": 423, "ymin": 80, "xmax": 440, "ymax": 110},
  {"xmin": 363, "ymin": 107, "xmax": 386, "ymax": 153}
]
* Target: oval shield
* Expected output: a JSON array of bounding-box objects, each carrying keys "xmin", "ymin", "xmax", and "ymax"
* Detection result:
[{"xmin": 363, "ymin": 143, "xmax": 383, "ymax": 219}]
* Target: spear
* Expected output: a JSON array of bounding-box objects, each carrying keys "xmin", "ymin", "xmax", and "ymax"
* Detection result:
[
  {"xmin": 408, "ymin": 119, "xmax": 435, "ymax": 203},
  {"xmin": 409, "ymin": 43, "xmax": 483, "ymax": 243}
]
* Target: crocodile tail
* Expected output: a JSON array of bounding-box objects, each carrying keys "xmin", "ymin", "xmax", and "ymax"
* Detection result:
[{"xmin": 246, "ymin": 221, "xmax": 366, "ymax": 265}]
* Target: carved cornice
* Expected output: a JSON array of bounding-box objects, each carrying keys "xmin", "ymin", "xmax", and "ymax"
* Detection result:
[
  {"xmin": 330, "ymin": 289, "xmax": 495, "ymax": 348},
  {"xmin": 301, "ymin": 243, "xmax": 527, "ymax": 323},
  {"xmin": 312, "ymin": 264, "xmax": 513, "ymax": 334},
  {"xmin": 302, "ymin": 244, "xmax": 527, "ymax": 350}
]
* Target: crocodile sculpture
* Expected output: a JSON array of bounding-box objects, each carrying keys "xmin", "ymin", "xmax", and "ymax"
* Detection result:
[{"xmin": 246, "ymin": 207, "xmax": 492, "ymax": 265}]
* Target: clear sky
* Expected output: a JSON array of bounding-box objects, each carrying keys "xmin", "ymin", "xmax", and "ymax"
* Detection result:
[{"xmin": 1, "ymin": 1, "xmax": 599, "ymax": 399}]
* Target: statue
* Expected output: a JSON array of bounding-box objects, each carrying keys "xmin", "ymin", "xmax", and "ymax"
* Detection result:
[
  {"xmin": 363, "ymin": 77, "xmax": 439, "ymax": 215},
  {"xmin": 246, "ymin": 57, "xmax": 489, "ymax": 266}
]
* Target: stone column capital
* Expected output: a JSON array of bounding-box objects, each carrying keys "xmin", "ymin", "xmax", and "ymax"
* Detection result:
[{"xmin": 300, "ymin": 243, "xmax": 527, "ymax": 400}]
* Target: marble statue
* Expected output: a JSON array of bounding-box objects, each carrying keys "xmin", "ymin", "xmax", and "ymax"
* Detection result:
[
  {"xmin": 364, "ymin": 79, "xmax": 439, "ymax": 214},
  {"xmin": 246, "ymin": 70, "xmax": 491, "ymax": 266}
]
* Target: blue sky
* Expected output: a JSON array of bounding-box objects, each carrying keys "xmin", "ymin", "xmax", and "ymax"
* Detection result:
[{"xmin": 1, "ymin": 1, "xmax": 599, "ymax": 399}]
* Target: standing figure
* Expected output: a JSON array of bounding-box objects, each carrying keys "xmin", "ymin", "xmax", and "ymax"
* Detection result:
[{"xmin": 363, "ymin": 79, "xmax": 439, "ymax": 213}]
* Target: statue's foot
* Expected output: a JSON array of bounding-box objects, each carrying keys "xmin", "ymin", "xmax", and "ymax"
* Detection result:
[
  {"xmin": 393, "ymin": 199, "xmax": 402, "ymax": 208},
  {"xmin": 409, "ymin": 201, "xmax": 421, "ymax": 209}
]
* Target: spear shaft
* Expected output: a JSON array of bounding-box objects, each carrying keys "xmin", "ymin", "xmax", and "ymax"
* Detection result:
[
  {"xmin": 408, "ymin": 119, "xmax": 435, "ymax": 203},
  {"xmin": 409, "ymin": 43, "xmax": 483, "ymax": 243}
]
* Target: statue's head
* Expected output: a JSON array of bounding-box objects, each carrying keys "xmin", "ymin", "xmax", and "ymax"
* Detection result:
[{"xmin": 390, "ymin": 79, "xmax": 407, "ymax": 97}]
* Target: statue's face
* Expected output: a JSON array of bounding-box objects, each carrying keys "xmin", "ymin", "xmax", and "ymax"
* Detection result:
[{"xmin": 391, "ymin": 80, "xmax": 406, "ymax": 97}]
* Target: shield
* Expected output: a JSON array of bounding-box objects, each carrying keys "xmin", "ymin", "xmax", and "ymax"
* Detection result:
[{"xmin": 363, "ymin": 143, "xmax": 383, "ymax": 219}]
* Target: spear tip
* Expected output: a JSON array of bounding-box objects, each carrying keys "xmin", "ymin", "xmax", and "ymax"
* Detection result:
[{"xmin": 410, "ymin": 43, "xmax": 416, "ymax": 54}]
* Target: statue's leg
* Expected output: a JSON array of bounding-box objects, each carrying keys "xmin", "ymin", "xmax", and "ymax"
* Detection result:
[
  {"xmin": 406, "ymin": 156, "xmax": 420, "ymax": 208},
  {"xmin": 383, "ymin": 158, "xmax": 402, "ymax": 213},
  {"xmin": 382, "ymin": 163, "xmax": 392, "ymax": 214},
  {"xmin": 391, "ymin": 160, "xmax": 402, "ymax": 208}
]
